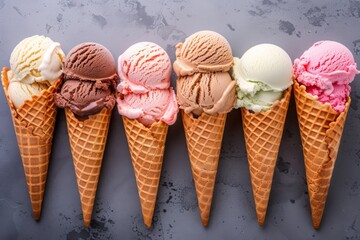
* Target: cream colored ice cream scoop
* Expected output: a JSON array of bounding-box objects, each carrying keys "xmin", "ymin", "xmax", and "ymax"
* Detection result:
[
  {"xmin": 8, "ymin": 35, "xmax": 65, "ymax": 108},
  {"xmin": 233, "ymin": 43, "xmax": 293, "ymax": 112},
  {"xmin": 7, "ymin": 80, "xmax": 48, "ymax": 108},
  {"xmin": 10, "ymin": 35, "xmax": 64, "ymax": 85}
]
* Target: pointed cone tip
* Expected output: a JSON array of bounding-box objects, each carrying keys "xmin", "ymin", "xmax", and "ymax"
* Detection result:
[
  {"xmin": 312, "ymin": 218, "xmax": 321, "ymax": 230},
  {"xmin": 144, "ymin": 218, "xmax": 152, "ymax": 229},
  {"xmin": 257, "ymin": 218, "xmax": 265, "ymax": 226},
  {"xmin": 33, "ymin": 211, "xmax": 40, "ymax": 221},
  {"xmin": 201, "ymin": 216, "xmax": 209, "ymax": 227}
]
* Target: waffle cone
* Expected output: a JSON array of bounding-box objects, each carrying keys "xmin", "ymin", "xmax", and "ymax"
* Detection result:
[
  {"xmin": 65, "ymin": 108, "xmax": 111, "ymax": 227},
  {"xmin": 241, "ymin": 87, "xmax": 292, "ymax": 225},
  {"xmin": 294, "ymin": 80, "xmax": 350, "ymax": 229},
  {"xmin": 122, "ymin": 116, "xmax": 168, "ymax": 229},
  {"xmin": 181, "ymin": 110, "xmax": 227, "ymax": 226},
  {"xmin": 1, "ymin": 67, "xmax": 60, "ymax": 220}
]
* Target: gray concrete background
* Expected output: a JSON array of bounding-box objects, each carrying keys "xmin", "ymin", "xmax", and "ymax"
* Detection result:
[{"xmin": 0, "ymin": 0, "xmax": 360, "ymax": 239}]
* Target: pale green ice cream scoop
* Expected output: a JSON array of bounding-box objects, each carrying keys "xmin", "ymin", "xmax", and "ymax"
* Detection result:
[{"xmin": 232, "ymin": 44, "xmax": 293, "ymax": 112}]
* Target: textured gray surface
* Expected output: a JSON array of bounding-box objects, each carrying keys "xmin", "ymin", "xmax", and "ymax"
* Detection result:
[{"xmin": 0, "ymin": 0, "xmax": 360, "ymax": 239}]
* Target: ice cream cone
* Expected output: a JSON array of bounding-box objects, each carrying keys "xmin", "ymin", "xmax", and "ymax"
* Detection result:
[
  {"xmin": 122, "ymin": 116, "xmax": 168, "ymax": 228},
  {"xmin": 241, "ymin": 86, "xmax": 292, "ymax": 225},
  {"xmin": 293, "ymin": 80, "xmax": 350, "ymax": 229},
  {"xmin": 181, "ymin": 110, "xmax": 227, "ymax": 226},
  {"xmin": 65, "ymin": 107, "xmax": 111, "ymax": 227},
  {"xmin": 1, "ymin": 67, "xmax": 60, "ymax": 220}
]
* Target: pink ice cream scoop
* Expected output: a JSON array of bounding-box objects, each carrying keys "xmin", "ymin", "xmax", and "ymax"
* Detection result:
[
  {"xmin": 117, "ymin": 42, "xmax": 178, "ymax": 126},
  {"xmin": 118, "ymin": 89, "xmax": 178, "ymax": 127},
  {"xmin": 294, "ymin": 41, "xmax": 360, "ymax": 112},
  {"xmin": 118, "ymin": 42, "xmax": 171, "ymax": 94}
]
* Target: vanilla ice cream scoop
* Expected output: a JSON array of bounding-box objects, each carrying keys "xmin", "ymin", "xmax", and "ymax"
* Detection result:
[
  {"xmin": 233, "ymin": 44, "xmax": 293, "ymax": 112},
  {"xmin": 10, "ymin": 35, "xmax": 65, "ymax": 85},
  {"xmin": 8, "ymin": 35, "xmax": 65, "ymax": 108},
  {"xmin": 8, "ymin": 81, "xmax": 48, "ymax": 108}
]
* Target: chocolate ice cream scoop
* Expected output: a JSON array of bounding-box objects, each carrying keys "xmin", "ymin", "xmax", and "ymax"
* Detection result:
[
  {"xmin": 55, "ymin": 80, "xmax": 115, "ymax": 117},
  {"xmin": 55, "ymin": 42, "xmax": 119, "ymax": 117},
  {"xmin": 64, "ymin": 42, "xmax": 118, "ymax": 81}
]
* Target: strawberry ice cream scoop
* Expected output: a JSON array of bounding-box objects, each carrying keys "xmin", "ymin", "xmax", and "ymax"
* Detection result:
[
  {"xmin": 118, "ymin": 89, "xmax": 178, "ymax": 127},
  {"xmin": 294, "ymin": 41, "xmax": 360, "ymax": 112},
  {"xmin": 117, "ymin": 42, "xmax": 178, "ymax": 127},
  {"xmin": 118, "ymin": 42, "xmax": 171, "ymax": 94}
]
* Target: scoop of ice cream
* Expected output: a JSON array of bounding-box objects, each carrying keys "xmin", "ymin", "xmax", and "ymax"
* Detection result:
[
  {"xmin": 117, "ymin": 42, "xmax": 178, "ymax": 126},
  {"xmin": 117, "ymin": 89, "xmax": 178, "ymax": 126},
  {"xmin": 294, "ymin": 41, "xmax": 360, "ymax": 112},
  {"xmin": 9, "ymin": 35, "xmax": 65, "ymax": 85},
  {"xmin": 64, "ymin": 42, "xmax": 118, "ymax": 81},
  {"xmin": 55, "ymin": 80, "xmax": 115, "ymax": 117},
  {"xmin": 7, "ymin": 79, "xmax": 48, "ymax": 108},
  {"xmin": 176, "ymin": 72, "xmax": 236, "ymax": 115},
  {"xmin": 55, "ymin": 43, "xmax": 119, "ymax": 117},
  {"xmin": 7, "ymin": 35, "xmax": 64, "ymax": 108},
  {"xmin": 233, "ymin": 44, "xmax": 293, "ymax": 112},
  {"xmin": 173, "ymin": 31, "xmax": 233, "ymax": 76},
  {"xmin": 174, "ymin": 31, "xmax": 235, "ymax": 115},
  {"xmin": 118, "ymin": 42, "xmax": 171, "ymax": 94}
]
